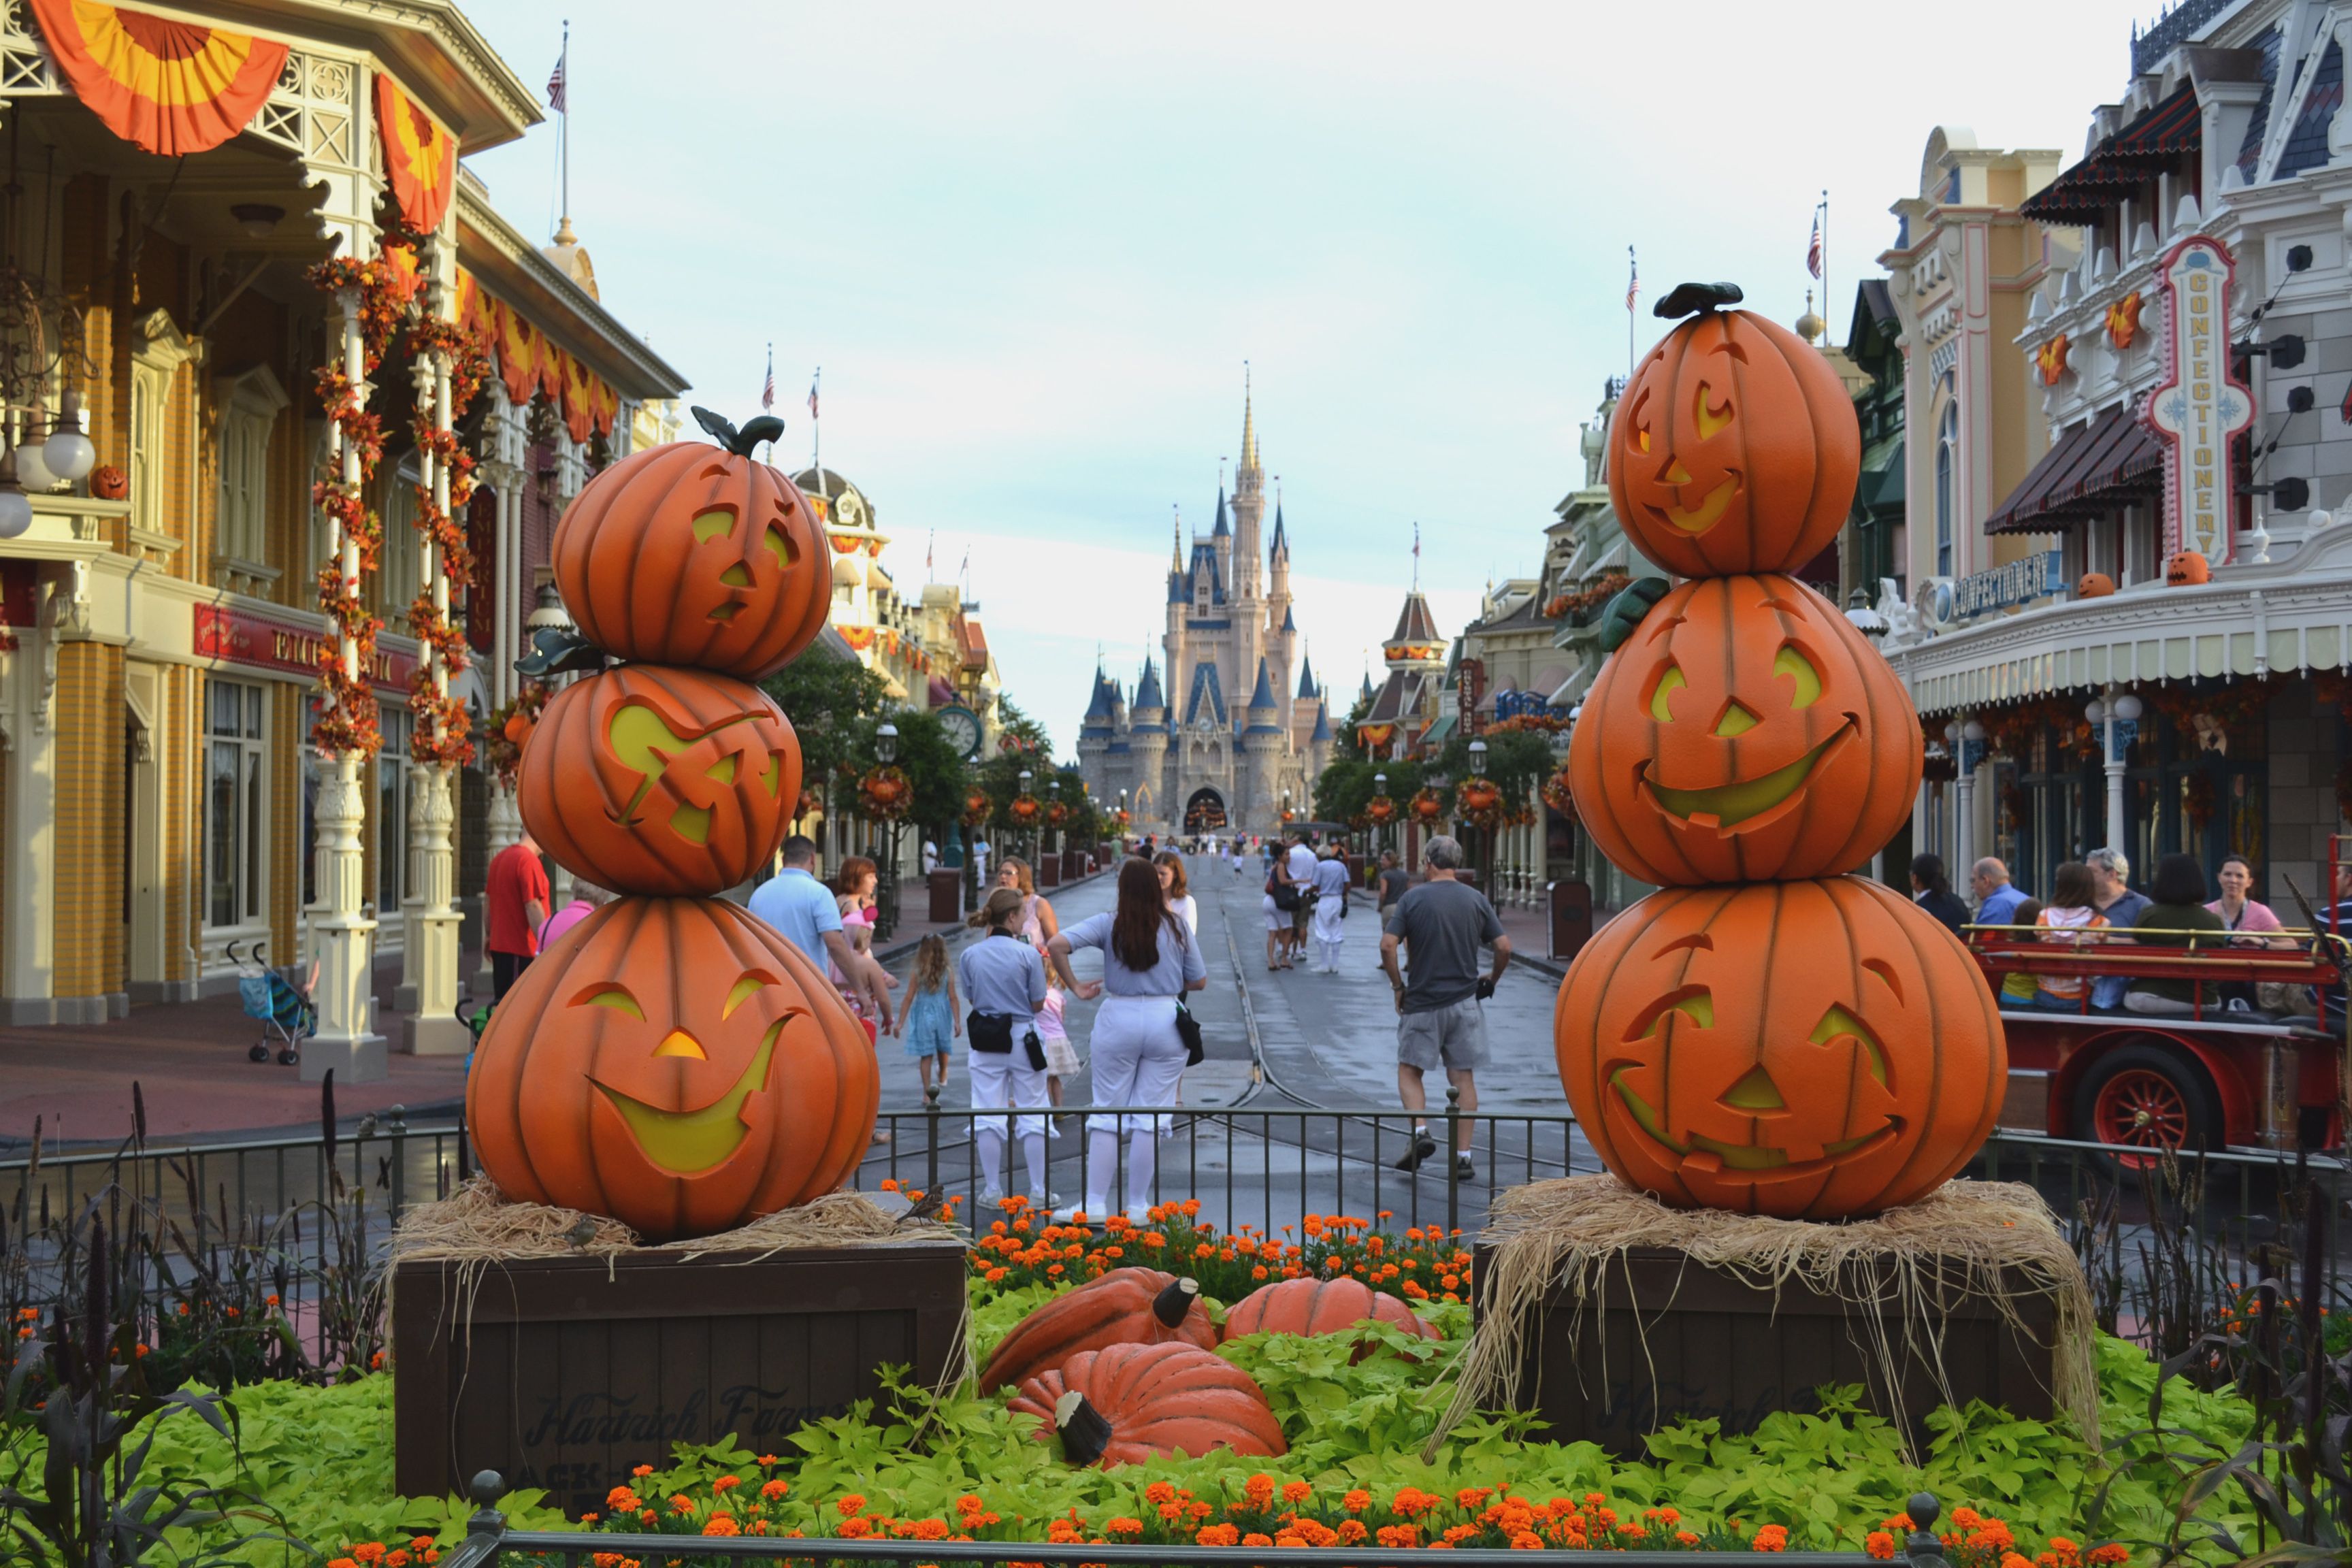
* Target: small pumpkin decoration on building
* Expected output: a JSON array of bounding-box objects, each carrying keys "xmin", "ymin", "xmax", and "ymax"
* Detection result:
[
  {"xmin": 551, "ymin": 407, "xmax": 831, "ymax": 680},
  {"xmin": 1552, "ymin": 876, "xmax": 2004, "ymax": 1220},
  {"xmin": 1007, "ymin": 1341, "xmax": 1286, "ymax": 1467},
  {"xmin": 979, "ymin": 1269, "xmax": 1216, "ymax": 1393},
  {"xmin": 2077, "ymin": 572, "xmax": 2116, "ymax": 599},
  {"xmin": 2166, "ymin": 551, "xmax": 2210, "ymax": 587},
  {"xmin": 1608, "ymin": 282, "xmax": 1860, "ymax": 578},
  {"xmin": 88, "ymin": 463, "xmax": 127, "ymax": 500},
  {"xmin": 1365, "ymin": 794, "xmax": 1397, "ymax": 825},
  {"xmin": 466, "ymin": 896, "xmax": 878, "ymax": 1241},
  {"xmin": 517, "ymin": 666, "xmax": 800, "ymax": 898},
  {"xmin": 1565, "ymin": 573, "xmax": 1921, "ymax": 885},
  {"xmin": 1220, "ymin": 1276, "xmax": 1441, "ymax": 1358}
]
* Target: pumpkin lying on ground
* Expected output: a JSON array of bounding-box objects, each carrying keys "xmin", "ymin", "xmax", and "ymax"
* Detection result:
[
  {"xmin": 1220, "ymin": 1276, "xmax": 1441, "ymax": 1356},
  {"xmin": 978, "ymin": 1268, "xmax": 1214, "ymax": 1393},
  {"xmin": 1008, "ymin": 1341, "xmax": 1286, "ymax": 1467}
]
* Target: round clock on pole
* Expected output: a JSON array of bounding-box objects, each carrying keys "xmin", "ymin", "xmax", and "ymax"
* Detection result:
[{"xmin": 936, "ymin": 702, "xmax": 983, "ymax": 760}]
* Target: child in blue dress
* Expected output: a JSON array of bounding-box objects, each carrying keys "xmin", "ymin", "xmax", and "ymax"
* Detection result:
[{"xmin": 896, "ymin": 933, "xmax": 958, "ymax": 1094}]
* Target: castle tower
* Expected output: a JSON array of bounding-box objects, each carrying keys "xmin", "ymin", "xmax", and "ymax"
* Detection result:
[
  {"xmin": 1076, "ymin": 664, "xmax": 1119, "ymax": 800},
  {"xmin": 1290, "ymin": 648, "xmax": 1317, "ymax": 752},
  {"xmin": 1232, "ymin": 380, "xmax": 1264, "ymax": 601},
  {"xmin": 1309, "ymin": 697, "xmax": 1333, "ymax": 779},
  {"xmin": 1268, "ymin": 493, "xmax": 1294, "ymax": 728},
  {"xmin": 1129, "ymin": 657, "xmax": 1170, "ymax": 828},
  {"xmin": 1241, "ymin": 656, "xmax": 1284, "ymax": 827}
]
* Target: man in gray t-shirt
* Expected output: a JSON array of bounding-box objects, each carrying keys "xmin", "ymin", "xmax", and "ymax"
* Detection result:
[{"xmin": 1379, "ymin": 834, "xmax": 1510, "ymax": 1179}]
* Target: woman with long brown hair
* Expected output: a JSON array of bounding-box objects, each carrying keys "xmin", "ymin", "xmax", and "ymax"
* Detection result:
[
  {"xmin": 1047, "ymin": 856, "xmax": 1207, "ymax": 1225},
  {"xmin": 997, "ymin": 855, "xmax": 1081, "ymax": 1113}
]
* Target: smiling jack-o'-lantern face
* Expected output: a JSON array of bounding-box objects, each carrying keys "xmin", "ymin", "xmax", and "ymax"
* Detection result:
[
  {"xmin": 552, "ymin": 440, "xmax": 831, "ymax": 680},
  {"xmin": 1553, "ymin": 877, "xmax": 2004, "ymax": 1219},
  {"xmin": 466, "ymin": 897, "xmax": 877, "ymax": 1241},
  {"xmin": 518, "ymin": 666, "xmax": 800, "ymax": 897},
  {"xmin": 2166, "ymin": 551, "xmax": 2210, "ymax": 587},
  {"xmin": 1567, "ymin": 574, "xmax": 1921, "ymax": 885},
  {"xmin": 1607, "ymin": 307, "xmax": 1860, "ymax": 578}
]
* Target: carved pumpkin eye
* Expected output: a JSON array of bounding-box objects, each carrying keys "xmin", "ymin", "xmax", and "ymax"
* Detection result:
[
  {"xmin": 573, "ymin": 983, "xmax": 645, "ymax": 1018},
  {"xmin": 1809, "ymin": 1002, "xmax": 1889, "ymax": 1088},
  {"xmin": 1773, "ymin": 644, "xmax": 1823, "ymax": 707},
  {"xmin": 1648, "ymin": 666, "xmax": 1686, "ymax": 721},
  {"xmin": 691, "ymin": 507, "xmax": 734, "ymax": 542},
  {"xmin": 764, "ymin": 524, "xmax": 795, "ymax": 569},
  {"xmin": 1693, "ymin": 382, "xmax": 1733, "ymax": 440},
  {"xmin": 723, "ymin": 971, "xmax": 777, "ymax": 1018},
  {"xmin": 1629, "ymin": 985, "xmax": 1713, "ymax": 1038}
]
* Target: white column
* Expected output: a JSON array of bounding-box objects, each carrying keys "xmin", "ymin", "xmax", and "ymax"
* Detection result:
[
  {"xmin": 0, "ymin": 608, "xmax": 58, "ymax": 1023},
  {"xmin": 402, "ymin": 238, "xmax": 468, "ymax": 1055},
  {"xmin": 475, "ymin": 457, "xmax": 523, "ymax": 997},
  {"xmin": 2102, "ymin": 684, "xmax": 2128, "ymax": 853},
  {"xmin": 307, "ymin": 286, "xmax": 384, "ymax": 1081}
]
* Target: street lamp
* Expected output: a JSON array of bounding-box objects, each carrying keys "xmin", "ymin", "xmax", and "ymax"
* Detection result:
[
  {"xmin": 875, "ymin": 722, "xmax": 900, "ymax": 938},
  {"xmin": 1467, "ymin": 737, "xmax": 1491, "ymax": 890},
  {"xmin": 1374, "ymin": 772, "xmax": 1390, "ymax": 858},
  {"xmin": 1019, "ymin": 768, "xmax": 1035, "ymax": 864}
]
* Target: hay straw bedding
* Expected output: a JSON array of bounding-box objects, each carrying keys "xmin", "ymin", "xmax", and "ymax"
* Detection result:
[
  {"xmin": 1433, "ymin": 1175, "xmax": 2099, "ymax": 1462},
  {"xmin": 387, "ymin": 1175, "xmax": 955, "ymax": 1265}
]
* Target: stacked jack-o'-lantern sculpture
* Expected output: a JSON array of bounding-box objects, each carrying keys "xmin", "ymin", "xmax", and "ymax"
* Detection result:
[
  {"xmin": 466, "ymin": 409, "xmax": 879, "ymax": 1243},
  {"xmin": 1556, "ymin": 283, "xmax": 2005, "ymax": 1221}
]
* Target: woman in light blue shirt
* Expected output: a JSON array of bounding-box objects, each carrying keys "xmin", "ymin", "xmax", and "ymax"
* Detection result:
[
  {"xmin": 1046, "ymin": 858, "xmax": 1206, "ymax": 1226},
  {"xmin": 957, "ymin": 887, "xmax": 1051, "ymax": 1207}
]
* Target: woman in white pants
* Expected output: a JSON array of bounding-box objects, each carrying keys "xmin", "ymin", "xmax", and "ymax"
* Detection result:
[
  {"xmin": 956, "ymin": 887, "xmax": 1051, "ymax": 1207},
  {"xmin": 1047, "ymin": 858, "xmax": 1207, "ymax": 1225},
  {"xmin": 1309, "ymin": 845, "xmax": 1351, "ymax": 972}
]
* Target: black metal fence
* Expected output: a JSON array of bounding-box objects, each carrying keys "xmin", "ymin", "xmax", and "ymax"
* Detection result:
[{"xmin": 440, "ymin": 1473, "xmax": 1955, "ymax": 1568}]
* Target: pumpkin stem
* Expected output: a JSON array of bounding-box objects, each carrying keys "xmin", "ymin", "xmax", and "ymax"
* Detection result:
[
  {"xmin": 1055, "ymin": 1388, "xmax": 1113, "ymax": 1467},
  {"xmin": 689, "ymin": 404, "xmax": 740, "ymax": 448},
  {"xmin": 1154, "ymin": 1276, "xmax": 1200, "ymax": 1327},
  {"xmin": 513, "ymin": 623, "xmax": 606, "ymax": 680},
  {"xmin": 1653, "ymin": 281, "xmax": 1744, "ymax": 321},
  {"xmin": 736, "ymin": 414, "xmax": 786, "ymax": 455}
]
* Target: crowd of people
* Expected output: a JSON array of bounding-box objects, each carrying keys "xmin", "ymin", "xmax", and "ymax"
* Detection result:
[{"xmin": 1907, "ymin": 848, "xmax": 2317, "ymax": 1019}]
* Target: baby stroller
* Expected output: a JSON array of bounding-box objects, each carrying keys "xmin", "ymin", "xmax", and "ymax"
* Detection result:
[{"xmin": 229, "ymin": 941, "xmax": 316, "ymax": 1066}]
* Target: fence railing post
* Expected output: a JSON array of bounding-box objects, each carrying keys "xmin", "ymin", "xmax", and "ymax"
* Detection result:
[
  {"xmin": 926, "ymin": 1083, "xmax": 941, "ymax": 1201},
  {"xmin": 1903, "ymin": 1492, "xmax": 1947, "ymax": 1568},
  {"xmin": 1445, "ymin": 1085, "xmax": 1461, "ymax": 1238},
  {"xmin": 441, "ymin": 1471, "xmax": 510, "ymax": 1568},
  {"xmin": 387, "ymin": 1104, "xmax": 407, "ymax": 1225}
]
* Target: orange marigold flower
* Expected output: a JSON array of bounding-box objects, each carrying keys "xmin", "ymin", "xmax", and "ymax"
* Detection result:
[
  {"xmin": 606, "ymin": 1488, "xmax": 641, "ymax": 1513},
  {"xmin": 1457, "ymin": 1488, "xmax": 1494, "ymax": 1510},
  {"xmin": 1145, "ymin": 1482, "xmax": 1176, "ymax": 1505},
  {"xmin": 1343, "ymin": 1489, "xmax": 1372, "ymax": 1514},
  {"xmin": 1282, "ymin": 1480, "xmax": 1312, "ymax": 1505},
  {"xmin": 839, "ymin": 1518, "xmax": 875, "ymax": 1539},
  {"xmin": 1950, "ymin": 1509, "xmax": 1982, "ymax": 1530},
  {"xmin": 1196, "ymin": 1524, "xmax": 1240, "ymax": 1548},
  {"xmin": 1512, "ymin": 1533, "xmax": 1545, "ymax": 1550},
  {"xmin": 669, "ymin": 1495, "xmax": 696, "ymax": 1516},
  {"xmin": 2085, "ymin": 1549, "xmax": 2130, "ymax": 1567},
  {"xmin": 1443, "ymin": 1524, "xmax": 1480, "ymax": 1544},
  {"xmin": 2002, "ymin": 1555, "xmax": 2033, "ymax": 1568},
  {"xmin": 912, "ymin": 1519, "xmax": 951, "ymax": 1541},
  {"xmin": 354, "ymin": 1546, "xmax": 387, "ymax": 1564},
  {"xmin": 1752, "ymin": 1524, "xmax": 1790, "ymax": 1553},
  {"xmin": 1242, "ymin": 1533, "xmax": 1275, "ymax": 1548},
  {"xmin": 958, "ymin": 1494, "xmax": 987, "ymax": 1514},
  {"xmin": 1106, "ymin": 1519, "xmax": 1144, "ymax": 1539},
  {"xmin": 1337, "ymin": 1520, "xmax": 1369, "ymax": 1545},
  {"xmin": 712, "ymin": 1475, "xmax": 742, "ymax": 1493},
  {"xmin": 838, "ymin": 1496, "xmax": 868, "ymax": 1518},
  {"xmin": 1245, "ymin": 1473, "xmax": 1277, "ymax": 1504},
  {"xmin": 1867, "ymin": 1533, "xmax": 1897, "ymax": 1560},
  {"xmin": 327, "ymin": 1558, "xmax": 359, "ymax": 1568},
  {"xmin": 701, "ymin": 1515, "xmax": 740, "ymax": 1538},
  {"xmin": 1252, "ymin": 1265, "xmax": 1269, "ymax": 1280},
  {"xmin": 762, "ymin": 1480, "xmax": 789, "ymax": 1501},
  {"xmin": 632, "ymin": 1465, "xmax": 655, "ymax": 1477}
]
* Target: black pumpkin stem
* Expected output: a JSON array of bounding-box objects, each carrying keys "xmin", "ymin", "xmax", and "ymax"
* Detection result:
[
  {"xmin": 1056, "ymin": 1389, "xmax": 1113, "ymax": 1466},
  {"xmin": 514, "ymin": 624, "xmax": 607, "ymax": 681},
  {"xmin": 690, "ymin": 404, "xmax": 786, "ymax": 459},
  {"xmin": 1154, "ymin": 1276, "xmax": 1200, "ymax": 1327},
  {"xmin": 1654, "ymin": 281, "xmax": 1744, "ymax": 321}
]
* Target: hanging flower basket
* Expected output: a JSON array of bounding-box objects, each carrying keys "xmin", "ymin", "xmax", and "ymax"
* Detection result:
[
  {"xmin": 858, "ymin": 766, "xmax": 913, "ymax": 821},
  {"xmin": 1046, "ymin": 801, "xmax": 1069, "ymax": 828},
  {"xmin": 1008, "ymin": 794, "xmax": 1043, "ymax": 825},
  {"xmin": 1409, "ymin": 786, "xmax": 1452, "ymax": 826},
  {"xmin": 1540, "ymin": 765, "xmax": 1575, "ymax": 819},
  {"xmin": 1365, "ymin": 794, "xmax": 1397, "ymax": 826},
  {"xmin": 483, "ymin": 682, "xmax": 549, "ymax": 788},
  {"xmin": 961, "ymin": 788, "xmax": 992, "ymax": 828}
]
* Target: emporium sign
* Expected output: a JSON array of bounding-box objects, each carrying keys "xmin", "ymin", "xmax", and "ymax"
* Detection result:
[
  {"xmin": 2145, "ymin": 236, "xmax": 2253, "ymax": 565},
  {"xmin": 1952, "ymin": 551, "xmax": 2063, "ymax": 621},
  {"xmin": 193, "ymin": 603, "xmax": 414, "ymax": 696}
]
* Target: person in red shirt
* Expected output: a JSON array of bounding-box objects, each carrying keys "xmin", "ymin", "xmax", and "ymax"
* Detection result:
[{"xmin": 485, "ymin": 832, "xmax": 551, "ymax": 1000}]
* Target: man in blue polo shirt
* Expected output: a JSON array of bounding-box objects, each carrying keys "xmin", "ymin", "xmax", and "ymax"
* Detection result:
[
  {"xmin": 1970, "ymin": 858, "xmax": 2028, "ymax": 928},
  {"xmin": 749, "ymin": 836, "xmax": 895, "ymax": 1028}
]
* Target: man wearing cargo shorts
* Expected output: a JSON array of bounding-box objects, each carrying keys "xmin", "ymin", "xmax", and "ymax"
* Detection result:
[{"xmin": 1379, "ymin": 834, "xmax": 1509, "ymax": 1181}]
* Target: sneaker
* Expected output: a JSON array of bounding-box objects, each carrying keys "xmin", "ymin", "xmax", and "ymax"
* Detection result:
[
  {"xmin": 1126, "ymin": 1205, "xmax": 1154, "ymax": 1229},
  {"xmin": 1394, "ymin": 1132, "xmax": 1438, "ymax": 1171},
  {"xmin": 978, "ymin": 1187, "xmax": 1007, "ymax": 1209},
  {"xmin": 1455, "ymin": 1153, "xmax": 1477, "ymax": 1182},
  {"xmin": 1051, "ymin": 1205, "xmax": 1095, "ymax": 1224}
]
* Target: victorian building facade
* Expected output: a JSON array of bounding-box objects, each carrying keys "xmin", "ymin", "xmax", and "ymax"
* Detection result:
[
  {"xmin": 1077, "ymin": 392, "xmax": 1328, "ymax": 834},
  {"xmin": 0, "ymin": 0, "xmax": 685, "ymax": 1081},
  {"xmin": 1876, "ymin": 0, "xmax": 2352, "ymax": 910}
]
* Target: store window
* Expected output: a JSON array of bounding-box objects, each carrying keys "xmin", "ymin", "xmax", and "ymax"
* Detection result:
[
  {"xmin": 379, "ymin": 470, "xmax": 419, "ymax": 621},
  {"xmin": 376, "ymin": 705, "xmax": 412, "ymax": 915},
  {"xmin": 206, "ymin": 680, "xmax": 267, "ymax": 930},
  {"xmin": 1935, "ymin": 402, "xmax": 1958, "ymax": 578},
  {"xmin": 214, "ymin": 367, "xmax": 288, "ymax": 569}
]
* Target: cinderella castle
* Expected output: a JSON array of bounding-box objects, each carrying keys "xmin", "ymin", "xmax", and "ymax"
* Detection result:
[{"xmin": 1078, "ymin": 387, "xmax": 1332, "ymax": 835}]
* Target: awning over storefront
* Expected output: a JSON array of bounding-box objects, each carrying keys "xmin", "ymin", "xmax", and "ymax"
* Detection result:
[
  {"xmin": 1985, "ymin": 404, "xmax": 2163, "ymax": 534},
  {"xmin": 2021, "ymin": 85, "xmax": 2203, "ymax": 224}
]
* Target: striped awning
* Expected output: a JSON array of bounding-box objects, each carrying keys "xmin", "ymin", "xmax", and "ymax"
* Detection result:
[
  {"xmin": 2021, "ymin": 86, "xmax": 2201, "ymax": 223},
  {"xmin": 1986, "ymin": 404, "xmax": 2163, "ymax": 535}
]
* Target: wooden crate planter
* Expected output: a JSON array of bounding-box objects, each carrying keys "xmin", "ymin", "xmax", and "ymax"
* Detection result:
[
  {"xmin": 393, "ymin": 1237, "xmax": 966, "ymax": 1512},
  {"xmin": 1474, "ymin": 1243, "xmax": 2059, "ymax": 1454}
]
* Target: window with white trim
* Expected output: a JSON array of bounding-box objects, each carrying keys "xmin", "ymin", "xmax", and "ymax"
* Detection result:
[
  {"xmin": 215, "ymin": 366, "xmax": 289, "ymax": 572},
  {"xmin": 206, "ymin": 680, "xmax": 267, "ymax": 930}
]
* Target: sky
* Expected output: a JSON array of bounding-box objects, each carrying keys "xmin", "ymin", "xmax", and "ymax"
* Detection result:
[{"xmin": 457, "ymin": 0, "xmax": 2140, "ymax": 753}]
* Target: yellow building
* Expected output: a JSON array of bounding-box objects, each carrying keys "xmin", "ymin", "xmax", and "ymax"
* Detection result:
[{"xmin": 0, "ymin": 0, "xmax": 683, "ymax": 1078}]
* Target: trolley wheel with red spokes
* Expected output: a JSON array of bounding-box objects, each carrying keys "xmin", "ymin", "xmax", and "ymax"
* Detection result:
[{"xmin": 2071, "ymin": 1043, "xmax": 2219, "ymax": 1171}]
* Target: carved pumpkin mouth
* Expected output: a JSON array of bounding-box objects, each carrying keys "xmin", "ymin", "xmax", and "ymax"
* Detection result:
[
  {"xmin": 1643, "ymin": 469, "xmax": 1742, "ymax": 535},
  {"xmin": 1607, "ymin": 1069, "xmax": 1902, "ymax": 1178},
  {"xmin": 1640, "ymin": 717, "xmax": 1855, "ymax": 832},
  {"xmin": 591, "ymin": 1016, "xmax": 791, "ymax": 1174}
]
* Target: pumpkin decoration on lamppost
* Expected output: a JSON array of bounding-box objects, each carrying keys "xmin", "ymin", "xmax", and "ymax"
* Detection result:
[
  {"xmin": 1409, "ymin": 785, "xmax": 1450, "ymax": 827},
  {"xmin": 1010, "ymin": 769, "xmax": 1042, "ymax": 862}
]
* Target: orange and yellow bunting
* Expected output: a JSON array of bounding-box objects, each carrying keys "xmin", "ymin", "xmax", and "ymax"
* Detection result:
[
  {"xmin": 2036, "ymin": 333, "xmax": 2070, "ymax": 387},
  {"xmin": 1358, "ymin": 721, "xmax": 1396, "ymax": 750},
  {"xmin": 374, "ymin": 76, "xmax": 457, "ymax": 234},
  {"xmin": 838, "ymin": 625, "xmax": 877, "ymax": 651},
  {"xmin": 29, "ymin": 0, "xmax": 289, "ymax": 156},
  {"xmin": 2105, "ymin": 292, "xmax": 2143, "ymax": 351}
]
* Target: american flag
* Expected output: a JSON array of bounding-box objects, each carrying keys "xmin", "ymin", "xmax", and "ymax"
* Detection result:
[
  {"xmin": 808, "ymin": 372, "xmax": 820, "ymax": 421},
  {"xmin": 760, "ymin": 345, "xmax": 774, "ymax": 411},
  {"xmin": 546, "ymin": 50, "xmax": 566, "ymax": 112},
  {"xmin": 1807, "ymin": 210, "xmax": 1823, "ymax": 280},
  {"xmin": 1624, "ymin": 247, "xmax": 1638, "ymax": 313}
]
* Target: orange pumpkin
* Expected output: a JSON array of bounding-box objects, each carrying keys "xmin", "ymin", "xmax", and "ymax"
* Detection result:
[
  {"xmin": 2166, "ymin": 551, "xmax": 2210, "ymax": 587},
  {"xmin": 1566, "ymin": 574, "xmax": 1920, "ymax": 885},
  {"xmin": 1220, "ymin": 1277, "xmax": 1441, "ymax": 1354},
  {"xmin": 1609, "ymin": 302, "xmax": 1859, "ymax": 577},
  {"xmin": 89, "ymin": 463, "xmax": 127, "ymax": 500},
  {"xmin": 552, "ymin": 437, "xmax": 830, "ymax": 680},
  {"xmin": 466, "ymin": 896, "xmax": 877, "ymax": 1241},
  {"xmin": 1007, "ymin": 1341, "xmax": 1286, "ymax": 1467},
  {"xmin": 517, "ymin": 665, "xmax": 800, "ymax": 898},
  {"xmin": 979, "ymin": 1268, "xmax": 1216, "ymax": 1393},
  {"xmin": 2077, "ymin": 572, "xmax": 2116, "ymax": 599},
  {"xmin": 1553, "ymin": 877, "xmax": 2004, "ymax": 1220}
]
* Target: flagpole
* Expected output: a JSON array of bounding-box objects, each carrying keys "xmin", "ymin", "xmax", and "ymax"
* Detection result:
[
  {"xmin": 559, "ymin": 20, "xmax": 570, "ymax": 237},
  {"xmin": 810, "ymin": 365, "xmax": 821, "ymax": 481},
  {"xmin": 1820, "ymin": 190, "xmax": 1830, "ymax": 347},
  {"xmin": 1626, "ymin": 244, "xmax": 1637, "ymax": 382}
]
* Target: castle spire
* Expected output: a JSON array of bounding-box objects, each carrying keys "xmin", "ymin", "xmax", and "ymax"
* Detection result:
[
  {"xmin": 1170, "ymin": 504, "xmax": 1181, "ymax": 571},
  {"xmin": 1240, "ymin": 362, "xmax": 1259, "ymax": 473}
]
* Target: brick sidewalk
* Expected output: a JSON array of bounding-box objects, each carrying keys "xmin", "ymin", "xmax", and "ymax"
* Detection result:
[{"xmin": 0, "ymin": 865, "xmax": 1113, "ymax": 1152}]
